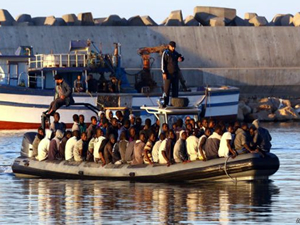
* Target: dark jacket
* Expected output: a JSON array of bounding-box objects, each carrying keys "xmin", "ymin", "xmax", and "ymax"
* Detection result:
[
  {"xmin": 55, "ymin": 80, "xmax": 74, "ymax": 106},
  {"xmin": 161, "ymin": 49, "xmax": 184, "ymax": 76}
]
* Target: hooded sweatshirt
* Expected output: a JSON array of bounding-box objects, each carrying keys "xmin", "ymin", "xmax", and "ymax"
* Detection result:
[
  {"xmin": 36, "ymin": 129, "xmax": 52, "ymax": 161},
  {"xmin": 173, "ymin": 130, "xmax": 188, "ymax": 163}
]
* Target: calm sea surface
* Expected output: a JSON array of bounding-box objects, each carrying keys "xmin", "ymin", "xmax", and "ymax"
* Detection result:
[{"xmin": 0, "ymin": 123, "xmax": 300, "ymax": 224}]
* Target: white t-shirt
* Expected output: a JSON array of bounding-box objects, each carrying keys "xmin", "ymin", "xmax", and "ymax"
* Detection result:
[
  {"xmin": 72, "ymin": 122, "xmax": 79, "ymax": 132},
  {"xmin": 93, "ymin": 136, "xmax": 106, "ymax": 160},
  {"xmin": 186, "ymin": 135, "xmax": 199, "ymax": 161},
  {"xmin": 65, "ymin": 136, "xmax": 78, "ymax": 160},
  {"xmin": 152, "ymin": 140, "xmax": 162, "ymax": 163},
  {"xmin": 158, "ymin": 139, "xmax": 168, "ymax": 164},
  {"xmin": 218, "ymin": 132, "xmax": 233, "ymax": 157},
  {"xmin": 36, "ymin": 129, "xmax": 52, "ymax": 161}
]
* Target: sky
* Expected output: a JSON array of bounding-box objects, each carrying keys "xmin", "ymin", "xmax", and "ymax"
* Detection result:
[{"xmin": 1, "ymin": 0, "xmax": 299, "ymax": 23}]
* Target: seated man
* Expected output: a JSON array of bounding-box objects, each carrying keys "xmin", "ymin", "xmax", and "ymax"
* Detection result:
[
  {"xmin": 59, "ymin": 130, "xmax": 72, "ymax": 160},
  {"xmin": 103, "ymin": 134, "xmax": 118, "ymax": 165},
  {"xmin": 218, "ymin": 125, "xmax": 237, "ymax": 158},
  {"xmin": 186, "ymin": 131, "xmax": 199, "ymax": 161},
  {"xmin": 252, "ymin": 119, "xmax": 272, "ymax": 152},
  {"xmin": 65, "ymin": 130, "xmax": 80, "ymax": 161},
  {"xmin": 46, "ymin": 74, "xmax": 74, "ymax": 116},
  {"xmin": 74, "ymin": 132, "xmax": 87, "ymax": 162},
  {"xmin": 234, "ymin": 123, "xmax": 255, "ymax": 154},
  {"xmin": 48, "ymin": 129, "xmax": 64, "ymax": 160},
  {"xmin": 118, "ymin": 131, "xmax": 129, "ymax": 163},
  {"xmin": 72, "ymin": 114, "xmax": 80, "ymax": 132},
  {"xmin": 36, "ymin": 129, "xmax": 52, "ymax": 161},
  {"xmin": 198, "ymin": 128, "xmax": 211, "ymax": 161},
  {"xmin": 143, "ymin": 132, "xmax": 156, "ymax": 164},
  {"xmin": 173, "ymin": 130, "xmax": 189, "ymax": 163},
  {"xmin": 158, "ymin": 130, "xmax": 175, "ymax": 166},
  {"xmin": 32, "ymin": 127, "xmax": 45, "ymax": 158},
  {"xmin": 132, "ymin": 133, "xmax": 146, "ymax": 165},
  {"xmin": 50, "ymin": 112, "xmax": 65, "ymax": 133},
  {"xmin": 125, "ymin": 132, "xmax": 137, "ymax": 163},
  {"xmin": 73, "ymin": 75, "xmax": 84, "ymax": 92},
  {"xmin": 152, "ymin": 133, "xmax": 165, "ymax": 163},
  {"xmin": 204, "ymin": 125, "xmax": 223, "ymax": 160},
  {"xmin": 86, "ymin": 116, "xmax": 98, "ymax": 141},
  {"xmin": 91, "ymin": 128, "xmax": 106, "ymax": 163}
]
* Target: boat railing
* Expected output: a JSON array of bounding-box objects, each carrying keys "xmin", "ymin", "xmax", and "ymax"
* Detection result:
[{"xmin": 29, "ymin": 53, "xmax": 87, "ymax": 70}]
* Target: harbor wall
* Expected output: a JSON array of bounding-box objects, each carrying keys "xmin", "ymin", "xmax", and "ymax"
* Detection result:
[{"xmin": 0, "ymin": 26, "xmax": 300, "ymax": 97}]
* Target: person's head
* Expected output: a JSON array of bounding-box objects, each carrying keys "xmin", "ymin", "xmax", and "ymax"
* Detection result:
[
  {"xmin": 120, "ymin": 131, "xmax": 127, "ymax": 141},
  {"xmin": 186, "ymin": 123, "xmax": 192, "ymax": 131},
  {"xmin": 65, "ymin": 130, "xmax": 72, "ymax": 139},
  {"xmin": 100, "ymin": 112, "xmax": 105, "ymax": 119},
  {"xmin": 37, "ymin": 127, "xmax": 45, "ymax": 139},
  {"xmin": 79, "ymin": 114, "xmax": 85, "ymax": 124},
  {"xmin": 96, "ymin": 128, "xmax": 102, "ymax": 138},
  {"xmin": 162, "ymin": 123, "xmax": 169, "ymax": 132},
  {"xmin": 124, "ymin": 120, "xmax": 130, "ymax": 129},
  {"xmin": 53, "ymin": 112, "xmax": 60, "ymax": 122},
  {"xmin": 214, "ymin": 125, "xmax": 223, "ymax": 136},
  {"xmin": 159, "ymin": 132, "xmax": 166, "ymax": 141},
  {"xmin": 72, "ymin": 130, "xmax": 80, "ymax": 139},
  {"xmin": 185, "ymin": 117, "xmax": 190, "ymax": 126},
  {"xmin": 116, "ymin": 110, "xmax": 122, "ymax": 119},
  {"xmin": 54, "ymin": 74, "xmax": 63, "ymax": 85},
  {"xmin": 129, "ymin": 114, "xmax": 135, "ymax": 125},
  {"xmin": 201, "ymin": 118, "xmax": 208, "ymax": 128},
  {"xmin": 136, "ymin": 117, "xmax": 142, "ymax": 126},
  {"xmin": 180, "ymin": 130, "xmax": 187, "ymax": 141},
  {"xmin": 88, "ymin": 74, "xmax": 93, "ymax": 80},
  {"xmin": 227, "ymin": 125, "xmax": 234, "ymax": 134},
  {"xmin": 172, "ymin": 123, "xmax": 177, "ymax": 130},
  {"xmin": 73, "ymin": 114, "xmax": 79, "ymax": 123},
  {"xmin": 139, "ymin": 133, "xmax": 146, "ymax": 143},
  {"xmin": 145, "ymin": 118, "xmax": 151, "ymax": 128},
  {"xmin": 109, "ymin": 134, "xmax": 116, "ymax": 144},
  {"xmin": 208, "ymin": 119, "xmax": 216, "ymax": 129},
  {"xmin": 190, "ymin": 119, "xmax": 195, "ymax": 128},
  {"xmin": 168, "ymin": 130, "xmax": 175, "ymax": 139},
  {"xmin": 204, "ymin": 128, "xmax": 212, "ymax": 137},
  {"xmin": 249, "ymin": 126, "xmax": 256, "ymax": 137},
  {"xmin": 81, "ymin": 132, "xmax": 87, "ymax": 141},
  {"xmin": 148, "ymin": 132, "xmax": 156, "ymax": 142},
  {"xmin": 111, "ymin": 118, "xmax": 118, "ymax": 127},
  {"xmin": 129, "ymin": 127, "xmax": 136, "ymax": 138},
  {"xmin": 77, "ymin": 75, "xmax": 81, "ymax": 80},
  {"xmin": 168, "ymin": 41, "xmax": 176, "ymax": 52},
  {"xmin": 91, "ymin": 116, "xmax": 97, "ymax": 125},
  {"xmin": 196, "ymin": 120, "xmax": 202, "ymax": 129},
  {"xmin": 176, "ymin": 118, "xmax": 183, "ymax": 128},
  {"xmin": 252, "ymin": 119, "xmax": 260, "ymax": 129},
  {"xmin": 241, "ymin": 123, "xmax": 249, "ymax": 132}
]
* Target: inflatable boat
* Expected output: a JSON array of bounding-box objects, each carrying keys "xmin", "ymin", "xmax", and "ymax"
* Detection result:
[{"xmin": 12, "ymin": 132, "xmax": 280, "ymax": 182}]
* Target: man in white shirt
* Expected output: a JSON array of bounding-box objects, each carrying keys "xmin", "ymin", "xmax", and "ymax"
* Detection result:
[
  {"xmin": 186, "ymin": 132, "xmax": 199, "ymax": 161},
  {"xmin": 74, "ymin": 132, "xmax": 87, "ymax": 162},
  {"xmin": 71, "ymin": 114, "xmax": 80, "ymax": 132},
  {"xmin": 92, "ymin": 128, "xmax": 106, "ymax": 163},
  {"xmin": 152, "ymin": 133, "xmax": 165, "ymax": 163},
  {"xmin": 65, "ymin": 130, "xmax": 79, "ymax": 161},
  {"xmin": 36, "ymin": 129, "xmax": 52, "ymax": 161},
  {"xmin": 218, "ymin": 125, "xmax": 237, "ymax": 158}
]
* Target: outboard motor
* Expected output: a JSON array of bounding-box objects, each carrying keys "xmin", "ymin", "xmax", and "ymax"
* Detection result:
[{"xmin": 20, "ymin": 132, "xmax": 36, "ymax": 158}]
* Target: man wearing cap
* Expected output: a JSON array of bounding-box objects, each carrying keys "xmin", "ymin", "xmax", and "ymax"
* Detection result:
[
  {"xmin": 46, "ymin": 74, "xmax": 74, "ymax": 116},
  {"xmin": 161, "ymin": 41, "xmax": 184, "ymax": 107}
]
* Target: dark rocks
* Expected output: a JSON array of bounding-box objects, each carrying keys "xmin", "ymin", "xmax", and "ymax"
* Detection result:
[
  {"xmin": 127, "ymin": 16, "xmax": 145, "ymax": 26},
  {"xmin": 62, "ymin": 14, "xmax": 78, "ymax": 26},
  {"xmin": 0, "ymin": 9, "xmax": 15, "ymax": 26},
  {"xmin": 165, "ymin": 10, "xmax": 184, "ymax": 26},
  {"xmin": 102, "ymin": 15, "xmax": 127, "ymax": 26},
  {"xmin": 77, "ymin": 12, "xmax": 94, "ymax": 26},
  {"xmin": 184, "ymin": 16, "xmax": 199, "ymax": 26},
  {"xmin": 141, "ymin": 16, "xmax": 157, "ymax": 26}
]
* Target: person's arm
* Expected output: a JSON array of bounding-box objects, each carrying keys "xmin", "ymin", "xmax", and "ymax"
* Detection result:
[
  {"xmin": 143, "ymin": 142, "xmax": 153, "ymax": 165},
  {"xmin": 99, "ymin": 152, "xmax": 106, "ymax": 166},
  {"xmin": 63, "ymin": 81, "xmax": 72, "ymax": 98},
  {"xmin": 226, "ymin": 139, "xmax": 237, "ymax": 158},
  {"xmin": 199, "ymin": 138, "xmax": 207, "ymax": 161},
  {"xmin": 178, "ymin": 52, "xmax": 185, "ymax": 62},
  {"xmin": 162, "ymin": 150, "xmax": 171, "ymax": 167}
]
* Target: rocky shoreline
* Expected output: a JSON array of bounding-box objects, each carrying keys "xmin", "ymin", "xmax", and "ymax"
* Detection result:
[{"xmin": 238, "ymin": 97, "xmax": 300, "ymax": 122}]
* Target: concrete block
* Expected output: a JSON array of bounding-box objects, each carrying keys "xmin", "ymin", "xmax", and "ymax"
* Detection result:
[
  {"xmin": 165, "ymin": 10, "xmax": 184, "ymax": 26},
  {"xmin": 141, "ymin": 15, "xmax": 157, "ymax": 26},
  {"xmin": 16, "ymin": 14, "xmax": 32, "ymax": 23},
  {"xmin": 293, "ymin": 12, "xmax": 300, "ymax": 27},
  {"xmin": 281, "ymin": 14, "xmax": 294, "ymax": 26},
  {"xmin": 44, "ymin": 16, "xmax": 56, "ymax": 26},
  {"xmin": 270, "ymin": 14, "xmax": 285, "ymax": 26},
  {"xmin": 194, "ymin": 6, "xmax": 236, "ymax": 25},
  {"xmin": 13, "ymin": 21, "xmax": 33, "ymax": 26},
  {"xmin": 77, "ymin": 12, "xmax": 94, "ymax": 26},
  {"xmin": 94, "ymin": 17, "xmax": 106, "ymax": 26},
  {"xmin": 231, "ymin": 16, "xmax": 249, "ymax": 26},
  {"xmin": 249, "ymin": 16, "xmax": 268, "ymax": 26},
  {"xmin": 102, "ymin": 15, "xmax": 127, "ymax": 26},
  {"xmin": 127, "ymin": 15, "xmax": 145, "ymax": 26},
  {"xmin": 209, "ymin": 17, "xmax": 226, "ymax": 27},
  {"xmin": 244, "ymin": 13, "xmax": 257, "ymax": 20},
  {"xmin": 62, "ymin": 14, "xmax": 78, "ymax": 25},
  {"xmin": 160, "ymin": 17, "xmax": 168, "ymax": 26},
  {"xmin": 0, "ymin": 9, "xmax": 15, "ymax": 26},
  {"xmin": 184, "ymin": 15, "xmax": 199, "ymax": 26},
  {"xmin": 32, "ymin": 17, "xmax": 46, "ymax": 26}
]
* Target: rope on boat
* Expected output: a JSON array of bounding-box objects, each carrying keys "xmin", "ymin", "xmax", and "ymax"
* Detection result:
[{"xmin": 224, "ymin": 157, "xmax": 237, "ymax": 185}]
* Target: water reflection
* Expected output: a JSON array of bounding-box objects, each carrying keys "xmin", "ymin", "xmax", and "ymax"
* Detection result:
[{"xmin": 0, "ymin": 179, "xmax": 279, "ymax": 224}]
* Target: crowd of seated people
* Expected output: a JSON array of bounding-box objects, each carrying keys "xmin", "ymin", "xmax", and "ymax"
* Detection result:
[{"xmin": 33, "ymin": 110, "xmax": 272, "ymax": 167}]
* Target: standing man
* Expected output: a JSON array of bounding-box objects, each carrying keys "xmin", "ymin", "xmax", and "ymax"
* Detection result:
[
  {"xmin": 46, "ymin": 74, "xmax": 74, "ymax": 116},
  {"xmin": 161, "ymin": 41, "xmax": 184, "ymax": 107}
]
